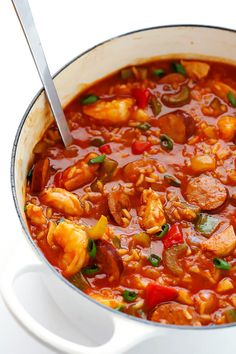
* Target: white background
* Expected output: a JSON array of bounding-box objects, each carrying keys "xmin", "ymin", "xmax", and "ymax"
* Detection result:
[{"xmin": 1, "ymin": 0, "xmax": 236, "ymax": 353}]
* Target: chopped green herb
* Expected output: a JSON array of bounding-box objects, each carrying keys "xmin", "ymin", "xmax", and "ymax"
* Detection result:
[
  {"xmin": 213, "ymin": 258, "xmax": 231, "ymax": 270},
  {"xmin": 88, "ymin": 154, "xmax": 106, "ymax": 165},
  {"xmin": 195, "ymin": 214, "xmax": 220, "ymax": 236},
  {"xmin": 123, "ymin": 290, "xmax": 138, "ymax": 302},
  {"xmin": 160, "ymin": 134, "xmax": 173, "ymax": 151},
  {"xmin": 90, "ymin": 138, "xmax": 105, "ymax": 147},
  {"xmin": 164, "ymin": 174, "xmax": 181, "ymax": 187},
  {"xmin": 172, "ymin": 62, "xmax": 186, "ymax": 75},
  {"xmin": 155, "ymin": 224, "xmax": 169, "ymax": 239},
  {"xmin": 121, "ymin": 68, "xmax": 133, "ymax": 80},
  {"xmin": 227, "ymin": 91, "xmax": 236, "ymax": 107},
  {"xmin": 88, "ymin": 239, "xmax": 97, "ymax": 258},
  {"xmin": 148, "ymin": 254, "xmax": 161, "ymax": 267},
  {"xmin": 82, "ymin": 265, "xmax": 100, "ymax": 275},
  {"xmin": 80, "ymin": 94, "xmax": 99, "ymax": 105},
  {"xmin": 150, "ymin": 96, "xmax": 162, "ymax": 116},
  {"xmin": 137, "ymin": 122, "xmax": 151, "ymax": 131},
  {"xmin": 24, "ymin": 204, "xmax": 28, "ymax": 212},
  {"xmin": 153, "ymin": 68, "xmax": 165, "ymax": 77}
]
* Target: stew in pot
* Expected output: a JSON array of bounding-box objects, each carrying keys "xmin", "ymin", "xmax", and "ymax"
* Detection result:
[{"xmin": 25, "ymin": 58, "xmax": 236, "ymax": 326}]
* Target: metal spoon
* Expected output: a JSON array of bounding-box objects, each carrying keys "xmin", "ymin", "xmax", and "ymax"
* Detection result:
[{"xmin": 11, "ymin": 0, "xmax": 73, "ymax": 147}]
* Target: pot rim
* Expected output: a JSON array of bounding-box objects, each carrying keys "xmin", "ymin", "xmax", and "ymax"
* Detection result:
[{"xmin": 11, "ymin": 24, "xmax": 236, "ymax": 331}]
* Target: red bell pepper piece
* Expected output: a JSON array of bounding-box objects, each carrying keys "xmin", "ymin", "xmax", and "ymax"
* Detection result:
[
  {"xmin": 132, "ymin": 88, "xmax": 150, "ymax": 109},
  {"xmin": 145, "ymin": 283, "xmax": 178, "ymax": 310},
  {"xmin": 99, "ymin": 144, "xmax": 112, "ymax": 154},
  {"xmin": 131, "ymin": 141, "xmax": 152, "ymax": 155},
  {"xmin": 162, "ymin": 223, "xmax": 184, "ymax": 249}
]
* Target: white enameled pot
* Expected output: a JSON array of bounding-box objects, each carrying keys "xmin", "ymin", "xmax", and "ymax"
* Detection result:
[{"xmin": 2, "ymin": 25, "xmax": 236, "ymax": 354}]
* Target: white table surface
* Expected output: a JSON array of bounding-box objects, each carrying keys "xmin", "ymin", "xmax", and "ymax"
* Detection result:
[{"xmin": 1, "ymin": 0, "xmax": 236, "ymax": 353}]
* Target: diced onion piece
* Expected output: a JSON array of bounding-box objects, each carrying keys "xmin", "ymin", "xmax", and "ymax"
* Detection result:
[
  {"xmin": 133, "ymin": 232, "xmax": 151, "ymax": 248},
  {"xmin": 216, "ymin": 278, "xmax": 234, "ymax": 293},
  {"xmin": 190, "ymin": 155, "xmax": 216, "ymax": 173},
  {"xmin": 177, "ymin": 288, "xmax": 194, "ymax": 305}
]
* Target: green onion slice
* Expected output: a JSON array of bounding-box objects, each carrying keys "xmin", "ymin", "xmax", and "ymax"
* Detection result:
[
  {"xmin": 155, "ymin": 224, "xmax": 169, "ymax": 239},
  {"xmin": 80, "ymin": 94, "xmax": 99, "ymax": 105},
  {"xmin": 172, "ymin": 62, "xmax": 186, "ymax": 75},
  {"xmin": 137, "ymin": 122, "xmax": 151, "ymax": 131},
  {"xmin": 88, "ymin": 154, "xmax": 106, "ymax": 165},
  {"xmin": 88, "ymin": 239, "xmax": 97, "ymax": 258},
  {"xmin": 164, "ymin": 174, "xmax": 181, "ymax": 187},
  {"xmin": 213, "ymin": 257, "xmax": 231, "ymax": 270},
  {"xmin": 153, "ymin": 68, "xmax": 165, "ymax": 77},
  {"xmin": 90, "ymin": 138, "xmax": 105, "ymax": 147},
  {"xmin": 148, "ymin": 254, "xmax": 161, "ymax": 267},
  {"xmin": 82, "ymin": 265, "xmax": 100, "ymax": 275},
  {"xmin": 160, "ymin": 134, "xmax": 174, "ymax": 151},
  {"xmin": 227, "ymin": 91, "xmax": 236, "ymax": 107},
  {"xmin": 122, "ymin": 290, "xmax": 138, "ymax": 302}
]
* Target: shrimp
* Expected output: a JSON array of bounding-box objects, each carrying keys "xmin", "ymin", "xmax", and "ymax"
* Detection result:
[
  {"xmin": 62, "ymin": 153, "xmax": 99, "ymax": 191},
  {"xmin": 83, "ymin": 98, "xmax": 135, "ymax": 124},
  {"xmin": 210, "ymin": 81, "xmax": 236, "ymax": 102},
  {"xmin": 51, "ymin": 220, "xmax": 89, "ymax": 277},
  {"xmin": 25, "ymin": 203, "xmax": 47, "ymax": 226},
  {"xmin": 180, "ymin": 60, "xmax": 210, "ymax": 80},
  {"xmin": 138, "ymin": 188, "xmax": 166, "ymax": 234},
  {"xmin": 108, "ymin": 189, "xmax": 131, "ymax": 227},
  {"xmin": 40, "ymin": 188, "xmax": 84, "ymax": 216},
  {"xmin": 90, "ymin": 293, "xmax": 122, "ymax": 309}
]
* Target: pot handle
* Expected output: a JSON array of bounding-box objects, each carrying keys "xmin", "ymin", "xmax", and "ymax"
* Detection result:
[{"xmin": 1, "ymin": 258, "xmax": 159, "ymax": 354}]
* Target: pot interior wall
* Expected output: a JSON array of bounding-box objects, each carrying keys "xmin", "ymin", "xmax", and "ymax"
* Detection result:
[{"xmin": 14, "ymin": 25, "xmax": 236, "ymax": 226}]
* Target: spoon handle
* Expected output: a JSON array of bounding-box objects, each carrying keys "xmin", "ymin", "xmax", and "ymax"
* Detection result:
[{"xmin": 11, "ymin": 0, "xmax": 73, "ymax": 147}]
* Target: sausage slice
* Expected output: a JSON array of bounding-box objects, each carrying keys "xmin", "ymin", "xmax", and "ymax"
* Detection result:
[
  {"xmin": 185, "ymin": 176, "xmax": 227, "ymax": 212},
  {"xmin": 150, "ymin": 302, "xmax": 200, "ymax": 325},
  {"xmin": 95, "ymin": 240, "xmax": 124, "ymax": 281},
  {"xmin": 157, "ymin": 110, "xmax": 195, "ymax": 144},
  {"xmin": 31, "ymin": 158, "xmax": 50, "ymax": 193}
]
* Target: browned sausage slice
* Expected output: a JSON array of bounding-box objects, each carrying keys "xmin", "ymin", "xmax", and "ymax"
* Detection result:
[
  {"xmin": 185, "ymin": 176, "xmax": 228, "ymax": 211},
  {"xmin": 150, "ymin": 302, "xmax": 201, "ymax": 325},
  {"xmin": 95, "ymin": 240, "xmax": 124, "ymax": 281},
  {"xmin": 157, "ymin": 110, "xmax": 195, "ymax": 144},
  {"xmin": 31, "ymin": 158, "xmax": 50, "ymax": 193}
]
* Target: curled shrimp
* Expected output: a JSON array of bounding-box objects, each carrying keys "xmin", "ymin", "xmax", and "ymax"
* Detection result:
[
  {"xmin": 83, "ymin": 98, "xmax": 135, "ymax": 124},
  {"xmin": 25, "ymin": 203, "xmax": 47, "ymax": 226},
  {"xmin": 40, "ymin": 187, "xmax": 84, "ymax": 216},
  {"xmin": 62, "ymin": 153, "xmax": 99, "ymax": 191},
  {"xmin": 51, "ymin": 220, "xmax": 89, "ymax": 277},
  {"xmin": 138, "ymin": 188, "xmax": 166, "ymax": 234}
]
